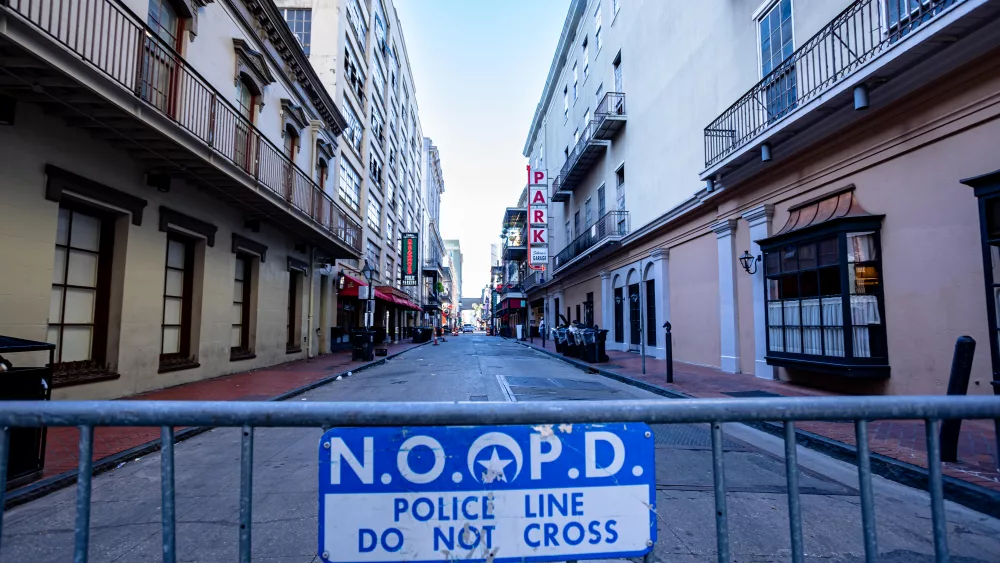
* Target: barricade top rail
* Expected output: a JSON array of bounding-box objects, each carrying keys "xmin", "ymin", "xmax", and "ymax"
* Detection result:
[{"xmin": 1, "ymin": 396, "xmax": 998, "ymax": 428}]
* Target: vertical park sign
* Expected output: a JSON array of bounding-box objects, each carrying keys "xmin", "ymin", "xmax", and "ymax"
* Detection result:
[{"xmin": 528, "ymin": 168, "xmax": 548, "ymax": 269}]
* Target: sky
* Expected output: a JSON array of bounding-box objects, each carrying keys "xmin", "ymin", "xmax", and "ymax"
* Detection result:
[{"xmin": 394, "ymin": 0, "xmax": 571, "ymax": 298}]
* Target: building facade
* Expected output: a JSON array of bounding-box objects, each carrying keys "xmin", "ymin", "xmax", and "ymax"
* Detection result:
[
  {"xmin": 524, "ymin": 0, "xmax": 1000, "ymax": 396},
  {"xmin": 421, "ymin": 137, "xmax": 448, "ymax": 329},
  {"xmin": 445, "ymin": 239, "xmax": 463, "ymax": 327},
  {"xmin": 0, "ymin": 0, "xmax": 361, "ymax": 399},
  {"xmin": 274, "ymin": 0, "xmax": 426, "ymax": 344}
]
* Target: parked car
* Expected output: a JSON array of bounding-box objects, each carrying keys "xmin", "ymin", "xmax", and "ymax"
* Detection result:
[{"xmin": 462, "ymin": 324, "xmax": 475, "ymax": 333}]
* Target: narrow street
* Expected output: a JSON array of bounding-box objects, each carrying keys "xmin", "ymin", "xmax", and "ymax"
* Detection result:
[{"xmin": 2, "ymin": 336, "xmax": 999, "ymax": 562}]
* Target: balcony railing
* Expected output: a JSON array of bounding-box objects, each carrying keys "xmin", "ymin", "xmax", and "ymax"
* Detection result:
[
  {"xmin": 704, "ymin": 0, "xmax": 963, "ymax": 168},
  {"xmin": 593, "ymin": 92, "xmax": 626, "ymax": 139},
  {"xmin": 558, "ymin": 119, "xmax": 607, "ymax": 191},
  {"xmin": 523, "ymin": 270, "xmax": 544, "ymax": 292},
  {"xmin": 2, "ymin": 0, "xmax": 361, "ymax": 253},
  {"xmin": 554, "ymin": 210, "xmax": 630, "ymax": 270}
]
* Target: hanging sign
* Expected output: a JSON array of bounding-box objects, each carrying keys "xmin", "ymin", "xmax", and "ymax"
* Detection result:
[
  {"xmin": 401, "ymin": 233, "xmax": 419, "ymax": 286},
  {"xmin": 530, "ymin": 245, "xmax": 549, "ymax": 265},
  {"xmin": 530, "ymin": 207, "xmax": 548, "ymax": 226},
  {"xmin": 527, "ymin": 167, "xmax": 548, "ymax": 272}
]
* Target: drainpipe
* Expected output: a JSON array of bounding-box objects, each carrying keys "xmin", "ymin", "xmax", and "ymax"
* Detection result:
[{"xmin": 306, "ymin": 246, "xmax": 316, "ymax": 358}]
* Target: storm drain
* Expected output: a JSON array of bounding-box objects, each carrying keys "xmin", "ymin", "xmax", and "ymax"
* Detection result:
[{"xmin": 468, "ymin": 395, "xmax": 488, "ymax": 402}]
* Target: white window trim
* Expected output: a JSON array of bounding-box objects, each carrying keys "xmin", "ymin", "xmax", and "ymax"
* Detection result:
[{"xmin": 754, "ymin": 0, "xmax": 795, "ymax": 79}]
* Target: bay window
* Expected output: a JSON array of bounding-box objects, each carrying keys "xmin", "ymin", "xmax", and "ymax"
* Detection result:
[{"xmin": 762, "ymin": 216, "xmax": 888, "ymax": 376}]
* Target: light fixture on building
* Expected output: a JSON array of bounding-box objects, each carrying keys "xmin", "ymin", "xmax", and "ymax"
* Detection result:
[
  {"xmin": 705, "ymin": 178, "xmax": 715, "ymax": 192},
  {"xmin": 854, "ymin": 84, "xmax": 869, "ymax": 111},
  {"xmin": 337, "ymin": 270, "xmax": 346, "ymax": 290},
  {"xmin": 761, "ymin": 143, "xmax": 772, "ymax": 163},
  {"xmin": 738, "ymin": 250, "xmax": 760, "ymax": 275}
]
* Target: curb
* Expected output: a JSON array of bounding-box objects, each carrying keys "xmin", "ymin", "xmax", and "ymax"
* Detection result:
[
  {"xmin": 518, "ymin": 340, "xmax": 1000, "ymax": 519},
  {"xmin": 4, "ymin": 342, "xmax": 429, "ymax": 510}
]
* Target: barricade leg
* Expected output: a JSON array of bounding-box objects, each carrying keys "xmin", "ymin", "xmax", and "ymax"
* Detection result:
[
  {"xmin": 74, "ymin": 425, "xmax": 94, "ymax": 563},
  {"xmin": 161, "ymin": 426, "xmax": 176, "ymax": 563},
  {"xmin": 925, "ymin": 420, "xmax": 949, "ymax": 563},
  {"xmin": 710, "ymin": 422, "xmax": 729, "ymax": 563},
  {"xmin": 783, "ymin": 422, "xmax": 804, "ymax": 563},
  {"xmin": 854, "ymin": 420, "xmax": 878, "ymax": 563},
  {"xmin": 240, "ymin": 425, "xmax": 254, "ymax": 563}
]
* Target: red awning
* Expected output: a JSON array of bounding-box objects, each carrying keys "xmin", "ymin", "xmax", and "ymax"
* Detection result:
[{"xmin": 338, "ymin": 272, "xmax": 368, "ymax": 298}]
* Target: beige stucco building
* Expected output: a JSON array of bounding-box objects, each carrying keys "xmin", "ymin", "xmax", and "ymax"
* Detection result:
[
  {"xmin": 0, "ymin": 0, "xmax": 364, "ymax": 398},
  {"xmin": 524, "ymin": 0, "xmax": 1000, "ymax": 396},
  {"xmin": 273, "ymin": 0, "xmax": 430, "ymax": 343}
]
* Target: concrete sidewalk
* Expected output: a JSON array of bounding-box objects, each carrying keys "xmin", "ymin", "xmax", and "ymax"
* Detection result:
[
  {"xmin": 520, "ymin": 337, "xmax": 1000, "ymax": 494},
  {"xmin": 12, "ymin": 340, "xmax": 426, "ymax": 504}
]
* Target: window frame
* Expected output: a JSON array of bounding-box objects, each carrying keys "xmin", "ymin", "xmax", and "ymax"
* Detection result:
[
  {"xmin": 160, "ymin": 233, "xmax": 197, "ymax": 370},
  {"xmin": 48, "ymin": 203, "xmax": 117, "ymax": 382},
  {"xmin": 281, "ymin": 8, "xmax": 312, "ymax": 56},
  {"xmin": 339, "ymin": 158, "xmax": 362, "ymax": 212},
  {"xmin": 231, "ymin": 253, "xmax": 255, "ymax": 361},
  {"xmin": 760, "ymin": 215, "xmax": 890, "ymax": 377}
]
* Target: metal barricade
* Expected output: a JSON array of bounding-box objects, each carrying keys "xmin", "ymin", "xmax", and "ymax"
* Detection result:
[{"xmin": 1, "ymin": 396, "xmax": 998, "ymax": 563}]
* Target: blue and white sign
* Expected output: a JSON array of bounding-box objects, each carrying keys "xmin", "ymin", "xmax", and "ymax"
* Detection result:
[{"xmin": 318, "ymin": 423, "xmax": 656, "ymax": 563}]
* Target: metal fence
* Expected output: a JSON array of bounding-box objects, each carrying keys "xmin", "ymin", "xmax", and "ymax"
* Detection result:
[{"xmin": 1, "ymin": 396, "xmax": 998, "ymax": 563}]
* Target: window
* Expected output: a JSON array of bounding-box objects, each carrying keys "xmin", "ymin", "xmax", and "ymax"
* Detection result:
[
  {"xmin": 384, "ymin": 258, "xmax": 393, "ymax": 285},
  {"xmin": 317, "ymin": 158, "xmax": 329, "ymax": 189},
  {"xmin": 344, "ymin": 44, "xmax": 366, "ymax": 100},
  {"xmin": 886, "ymin": 0, "xmax": 953, "ymax": 39},
  {"xmin": 371, "ymin": 105, "xmax": 385, "ymax": 144},
  {"xmin": 584, "ymin": 108, "xmax": 591, "ymax": 127},
  {"xmin": 148, "ymin": 0, "xmax": 181, "ymax": 47},
  {"xmin": 616, "ymin": 165, "xmax": 626, "ymax": 233},
  {"xmin": 573, "ymin": 128, "xmax": 579, "ymax": 144},
  {"xmin": 346, "ymin": 0, "xmax": 367, "ymax": 51},
  {"xmin": 161, "ymin": 234, "xmax": 195, "ymax": 366},
  {"xmin": 759, "ymin": 0, "xmax": 796, "ymax": 120},
  {"xmin": 366, "ymin": 240, "xmax": 382, "ymax": 277},
  {"xmin": 281, "ymin": 8, "xmax": 312, "ymax": 56},
  {"xmin": 341, "ymin": 96, "xmax": 363, "ymax": 154},
  {"xmin": 373, "ymin": 59, "xmax": 386, "ymax": 103},
  {"xmin": 572, "ymin": 63, "xmax": 578, "ymax": 102},
  {"xmin": 585, "ymin": 198, "xmax": 593, "ymax": 227},
  {"xmin": 287, "ymin": 269, "xmax": 303, "ymax": 352},
  {"xmin": 234, "ymin": 78, "xmax": 258, "ymax": 173},
  {"xmin": 582, "ymin": 38, "xmax": 589, "ymax": 79},
  {"xmin": 48, "ymin": 206, "xmax": 114, "ymax": 376},
  {"xmin": 564, "ymin": 87, "xmax": 569, "ymax": 120},
  {"xmin": 374, "ymin": 12, "xmax": 386, "ymax": 53},
  {"xmin": 613, "ymin": 0, "xmax": 620, "ymax": 16},
  {"xmin": 574, "ymin": 211, "xmax": 580, "ymax": 238},
  {"xmin": 367, "ymin": 192, "xmax": 382, "ymax": 231},
  {"xmin": 598, "ymin": 185, "xmax": 606, "ymax": 216},
  {"xmin": 339, "ymin": 159, "xmax": 362, "ymax": 211},
  {"xmin": 595, "ymin": 83, "xmax": 604, "ymax": 109},
  {"xmin": 575, "ymin": 304, "xmax": 581, "ymax": 323},
  {"xmin": 565, "ymin": 221, "xmax": 571, "ymax": 246},
  {"xmin": 594, "ymin": 3, "xmax": 603, "ymax": 52},
  {"xmin": 763, "ymin": 229, "xmax": 887, "ymax": 372},
  {"xmin": 370, "ymin": 152, "xmax": 384, "ymax": 187},
  {"xmin": 231, "ymin": 255, "xmax": 254, "ymax": 360},
  {"xmin": 613, "ymin": 52, "xmax": 622, "ymax": 93}
]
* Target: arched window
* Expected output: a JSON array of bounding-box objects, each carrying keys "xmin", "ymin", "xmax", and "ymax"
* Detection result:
[
  {"xmin": 237, "ymin": 77, "xmax": 257, "ymax": 122},
  {"xmin": 234, "ymin": 76, "xmax": 260, "ymax": 173}
]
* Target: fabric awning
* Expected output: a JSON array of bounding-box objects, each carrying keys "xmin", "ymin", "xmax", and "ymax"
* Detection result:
[{"xmin": 338, "ymin": 272, "xmax": 368, "ymax": 298}]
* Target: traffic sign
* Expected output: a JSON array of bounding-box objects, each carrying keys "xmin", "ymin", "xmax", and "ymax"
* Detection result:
[{"xmin": 318, "ymin": 423, "xmax": 656, "ymax": 563}]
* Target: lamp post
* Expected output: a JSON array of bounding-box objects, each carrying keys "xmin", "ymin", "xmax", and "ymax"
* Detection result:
[{"xmin": 361, "ymin": 259, "xmax": 376, "ymax": 332}]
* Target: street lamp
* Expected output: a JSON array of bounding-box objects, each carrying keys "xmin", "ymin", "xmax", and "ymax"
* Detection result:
[
  {"xmin": 738, "ymin": 250, "xmax": 760, "ymax": 275},
  {"xmin": 361, "ymin": 259, "xmax": 376, "ymax": 331}
]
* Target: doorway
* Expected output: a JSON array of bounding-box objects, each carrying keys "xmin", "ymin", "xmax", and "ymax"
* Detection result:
[{"xmin": 628, "ymin": 283, "xmax": 640, "ymax": 352}]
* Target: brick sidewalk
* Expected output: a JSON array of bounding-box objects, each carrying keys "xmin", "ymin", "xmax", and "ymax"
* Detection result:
[
  {"xmin": 38, "ymin": 340, "xmax": 425, "ymax": 480},
  {"xmin": 522, "ymin": 337, "xmax": 1000, "ymax": 492}
]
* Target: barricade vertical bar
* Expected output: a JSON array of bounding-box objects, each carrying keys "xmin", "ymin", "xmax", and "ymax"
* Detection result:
[
  {"xmin": 0, "ymin": 426, "xmax": 10, "ymax": 552},
  {"xmin": 74, "ymin": 425, "xmax": 94, "ymax": 563},
  {"xmin": 925, "ymin": 420, "xmax": 949, "ymax": 563},
  {"xmin": 711, "ymin": 422, "xmax": 730, "ymax": 563},
  {"xmin": 161, "ymin": 426, "xmax": 176, "ymax": 563},
  {"xmin": 239, "ymin": 425, "xmax": 254, "ymax": 563},
  {"xmin": 854, "ymin": 420, "xmax": 878, "ymax": 563},
  {"xmin": 783, "ymin": 422, "xmax": 804, "ymax": 563}
]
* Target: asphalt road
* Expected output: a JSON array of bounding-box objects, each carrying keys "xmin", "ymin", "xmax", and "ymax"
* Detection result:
[{"xmin": 2, "ymin": 334, "xmax": 999, "ymax": 562}]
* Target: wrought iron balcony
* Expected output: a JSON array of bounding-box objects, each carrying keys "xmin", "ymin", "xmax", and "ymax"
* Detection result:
[
  {"xmin": 593, "ymin": 92, "xmax": 626, "ymax": 139},
  {"xmin": 0, "ymin": 0, "xmax": 362, "ymax": 257},
  {"xmin": 558, "ymin": 120, "xmax": 609, "ymax": 192},
  {"xmin": 523, "ymin": 270, "xmax": 545, "ymax": 293},
  {"xmin": 704, "ymin": 0, "xmax": 967, "ymax": 169},
  {"xmin": 554, "ymin": 211, "xmax": 630, "ymax": 272},
  {"xmin": 551, "ymin": 175, "xmax": 571, "ymax": 203}
]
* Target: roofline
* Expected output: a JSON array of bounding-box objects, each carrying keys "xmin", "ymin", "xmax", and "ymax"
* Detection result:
[{"xmin": 522, "ymin": 0, "xmax": 587, "ymax": 156}]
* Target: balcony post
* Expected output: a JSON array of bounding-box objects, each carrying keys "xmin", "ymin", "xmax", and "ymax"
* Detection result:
[
  {"xmin": 741, "ymin": 205, "xmax": 775, "ymax": 379},
  {"xmin": 711, "ymin": 219, "xmax": 741, "ymax": 373}
]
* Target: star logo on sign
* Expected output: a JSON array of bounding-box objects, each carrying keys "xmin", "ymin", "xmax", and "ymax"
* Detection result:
[{"xmin": 477, "ymin": 447, "xmax": 513, "ymax": 483}]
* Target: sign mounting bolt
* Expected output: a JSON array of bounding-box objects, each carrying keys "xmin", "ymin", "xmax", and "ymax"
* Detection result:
[
  {"xmin": 323, "ymin": 441, "xmax": 331, "ymax": 449},
  {"xmin": 322, "ymin": 551, "xmax": 330, "ymax": 559},
  {"xmin": 644, "ymin": 431, "xmax": 651, "ymax": 438},
  {"xmin": 646, "ymin": 540, "xmax": 653, "ymax": 547}
]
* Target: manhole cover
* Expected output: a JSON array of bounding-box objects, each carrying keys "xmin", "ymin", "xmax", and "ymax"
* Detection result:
[
  {"xmin": 468, "ymin": 395, "xmax": 488, "ymax": 402},
  {"xmin": 722, "ymin": 390, "xmax": 783, "ymax": 398}
]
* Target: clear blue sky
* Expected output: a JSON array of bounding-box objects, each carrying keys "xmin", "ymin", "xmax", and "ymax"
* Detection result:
[{"xmin": 394, "ymin": 0, "xmax": 571, "ymax": 297}]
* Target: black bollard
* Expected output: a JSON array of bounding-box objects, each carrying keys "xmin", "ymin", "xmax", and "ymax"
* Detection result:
[
  {"xmin": 940, "ymin": 336, "xmax": 976, "ymax": 463},
  {"xmin": 663, "ymin": 321, "xmax": 673, "ymax": 384}
]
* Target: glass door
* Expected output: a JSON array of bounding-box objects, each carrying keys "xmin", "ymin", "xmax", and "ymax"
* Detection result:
[{"xmin": 628, "ymin": 283, "xmax": 641, "ymax": 351}]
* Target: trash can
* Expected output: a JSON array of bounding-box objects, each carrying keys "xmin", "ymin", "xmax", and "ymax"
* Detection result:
[
  {"xmin": 596, "ymin": 329, "xmax": 610, "ymax": 363},
  {"xmin": 412, "ymin": 327, "xmax": 433, "ymax": 344},
  {"xmin": 555, "ymin": 328, "xmax": 569, "ymax": 354},
  {"xmin": 352, "ymin": 331, "xmax": 375, "ymax": 361},
  {"xmin": 0, "ymin": 335, "xmax": 54, "ymax": 488},
  {"xmin": 581, "ymin": 328, "xmax": 598, "ymax": 363}
]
